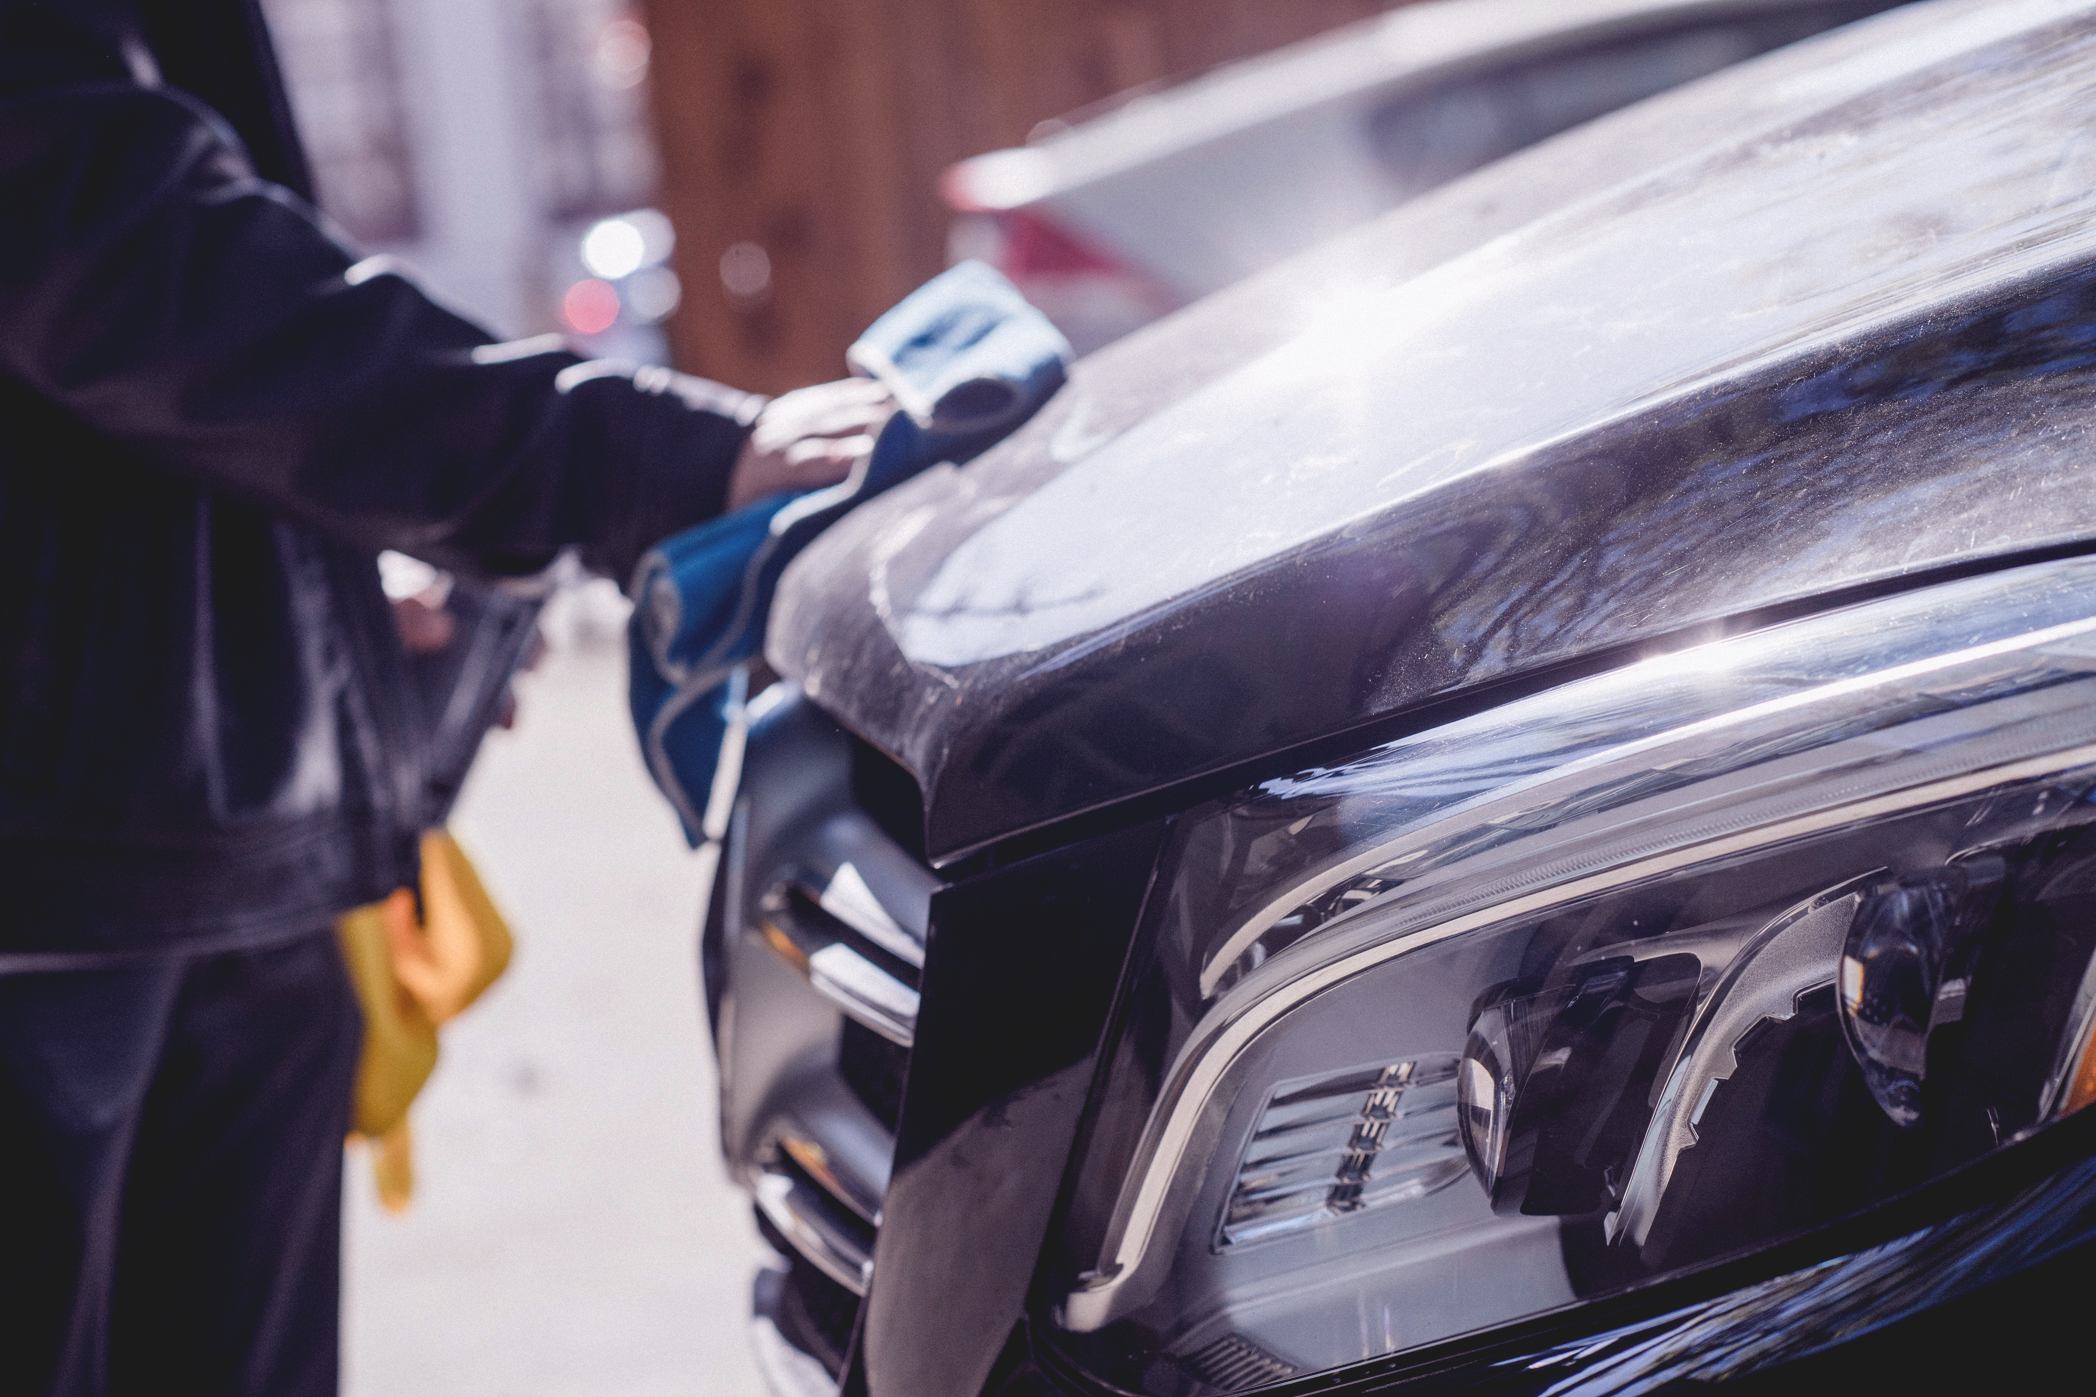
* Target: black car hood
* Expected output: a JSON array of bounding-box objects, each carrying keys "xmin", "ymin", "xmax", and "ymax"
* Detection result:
[{"xmin": 769, "ymin": 0, "xmax": 2096, "ymax": 864}]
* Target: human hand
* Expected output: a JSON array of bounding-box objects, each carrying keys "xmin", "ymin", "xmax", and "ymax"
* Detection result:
[{"xmin": 725, "ymin": 377, "xmax": 896, "ymax": 511}]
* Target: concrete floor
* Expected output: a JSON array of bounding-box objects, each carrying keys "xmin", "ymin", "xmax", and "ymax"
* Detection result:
[{"xmin": 344, "ymin": 602, "xmax": 771, "ymax": 1397}]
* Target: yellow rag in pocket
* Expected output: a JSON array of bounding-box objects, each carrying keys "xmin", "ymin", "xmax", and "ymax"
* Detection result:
[{"xmin": 337, "ymin": 829, "xmax": 514, "ymax": 1211}]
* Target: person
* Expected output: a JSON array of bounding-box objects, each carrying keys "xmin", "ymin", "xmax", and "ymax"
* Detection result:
[{"xmin": 0, "ymin": 2, "xmax": 894, "ymax": 1392}]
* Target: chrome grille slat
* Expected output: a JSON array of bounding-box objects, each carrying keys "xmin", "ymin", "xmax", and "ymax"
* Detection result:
[
  {"xmin": 818, "ymin": 859, "xmax": 925, "ymax": 969},
  {"xmin": 808, "ymin": 943, "xmax": 919, "ymax": 1045},
  {"xmin": 755, "ymin": 1163, "xmax": 876, "ymax": 1296},
  {"xmin": 762, "ymin": 1071, "xmax": 895, "ymax": 1226},
  {"xmin": 757, "ymin": 876, "xmax": 922, "ymax": 1047}
]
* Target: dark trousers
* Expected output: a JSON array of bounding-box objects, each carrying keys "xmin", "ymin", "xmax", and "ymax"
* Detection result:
[{"xmin": 0, "ymin": 929, "xmax": 362, "ymax": 1397}]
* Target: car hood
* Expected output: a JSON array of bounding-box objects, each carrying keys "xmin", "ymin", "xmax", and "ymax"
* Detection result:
[{"xmin": 770, "ymin": 0, "xmax": 2096, "ymax": 864}]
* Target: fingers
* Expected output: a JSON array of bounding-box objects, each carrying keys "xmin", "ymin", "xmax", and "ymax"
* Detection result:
[
  {"xmin": 755, "ymin": 431, "xmax": 873, "ymax": 501},
  {"xmin": 770, "ymin": 375, "xmax": 896, "ymax": 420},
  {"xmin": 726, "ymin": 426, "xmax": 869, "ymax": 511},
  {"xmin": 783, "ymin": 432, "xmax": 875, "ymax": 470},
  {"xmin": 725, "ymin": 377, "xmax": 895, "ymax": 510},
  {"xmin": 749, "ymin": 377, "xmax": 896, "ymax": 451}
]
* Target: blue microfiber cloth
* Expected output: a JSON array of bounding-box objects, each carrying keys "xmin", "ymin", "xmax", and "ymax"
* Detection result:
[
  {"xmin": 629, "ymin": 261, "xmax": 1071, "ymax": 842},
  {"xmin": 846, "ymin": 258, "xmax": 1072, "ymax": 439}
]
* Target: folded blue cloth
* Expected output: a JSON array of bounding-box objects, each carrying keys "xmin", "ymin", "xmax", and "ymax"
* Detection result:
[
  {"xmin": 630, "ymin": 261, "xmax": 1071, "ymax": 842},
  {"xmin": 847, "ymin": 258, "xmax": 1072, "ymax": 440}
]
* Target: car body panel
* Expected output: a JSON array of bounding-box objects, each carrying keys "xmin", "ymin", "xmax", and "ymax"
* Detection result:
[
  {"xmin": 860, "ymin": 821, "xmax": 1169, "ymax": 1397},
  {"xmin": 769, "ymin": 0, "xmax": 2096, "ymax": 864}
]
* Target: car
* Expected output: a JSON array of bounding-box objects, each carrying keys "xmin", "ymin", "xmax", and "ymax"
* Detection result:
[
  {"xmin": 713, "ymin": 0, "xmax": 2096, "ymax": 1393},
  {"xmin": 940, "ymin": 0, "xmax": 1912, "ymax": 354}
]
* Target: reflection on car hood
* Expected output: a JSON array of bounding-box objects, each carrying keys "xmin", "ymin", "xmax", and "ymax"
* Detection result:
[{"xmin": 770, "ymin": 0, "xmax": 2096, "ymax": 863}]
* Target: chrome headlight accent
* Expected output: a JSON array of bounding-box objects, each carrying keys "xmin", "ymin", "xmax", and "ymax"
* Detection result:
[
  {"xmin": 1218, "ymin": 1054, "xmax": 1467, "ymax": 1248},
  {"xmin": 1047, "ymin": 558, "xmax": 2096, "ymax": 1392}
]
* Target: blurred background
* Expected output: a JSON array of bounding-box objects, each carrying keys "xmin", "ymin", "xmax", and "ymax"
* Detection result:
[
  {"xmin": 250, "ymin": 0, "xmax": 1420, "ymax": 1392},
  {"xmin": 260, "ymin": 0, "xmax": 1419, "ymax": 384}
]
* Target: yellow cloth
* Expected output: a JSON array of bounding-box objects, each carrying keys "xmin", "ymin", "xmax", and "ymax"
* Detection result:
[{"xmin": 336, "ymin": 829, "xmax": 513, "ymax": 1211}]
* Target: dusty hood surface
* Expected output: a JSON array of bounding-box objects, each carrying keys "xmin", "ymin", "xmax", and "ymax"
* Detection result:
[{"xmin": 770, "ymin": 0, "xmax": 2096, "ymax": 863}]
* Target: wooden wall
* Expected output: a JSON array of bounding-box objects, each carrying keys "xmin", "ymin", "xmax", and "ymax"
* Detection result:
[{"xmin": 640, "ymin": 0, "xmax": 1414, "ymax": 394}]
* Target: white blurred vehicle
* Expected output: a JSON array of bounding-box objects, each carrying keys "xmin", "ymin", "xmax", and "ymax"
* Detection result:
[{"xmin": 943, "ymin": 0, "xmax": 1908, "ymax": 353}]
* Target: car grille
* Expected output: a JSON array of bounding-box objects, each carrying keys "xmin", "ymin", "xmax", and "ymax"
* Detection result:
[
  {"xmin": 720, "ymin": 691, "xmax": 941, "ymax": 1390},
  {"xmin": 839, "ymin": 1016, "xmax": 909, "ymax": 1133},
  {"xmin": 755, "ymin": 1249, "xmax": 860, "ymax": 1377}
]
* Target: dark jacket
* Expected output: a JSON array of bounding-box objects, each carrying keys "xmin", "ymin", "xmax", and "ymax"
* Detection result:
[{"xmin": 0, "ymin": 0, "xmax": 759, "ymax": 960}]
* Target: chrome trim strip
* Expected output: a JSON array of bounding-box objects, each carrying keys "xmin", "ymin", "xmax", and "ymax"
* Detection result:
[
  {"xmin": 1608, "ymin": 885, "xmax": 1864, "ymax": 1249},
  {"xmin": 1195, "ymin": 615, "xmax": 2096, "ymax": 998},
  {"xmin": 1062, "ymin": 738, "xmax": 2096, "ymax": 1332},
  {"xmin": 808, "ymin": 943, "xmax": 920, "ymax": 1046},
  {"xmin": 755, "ymin": 1168, "xmax": 875, "ymax": 1296}
]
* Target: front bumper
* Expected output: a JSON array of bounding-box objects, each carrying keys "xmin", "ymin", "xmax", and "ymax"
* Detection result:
[{"xmin": 714, "ymin": 683, "xmax": 2096, "ymax": 1397}]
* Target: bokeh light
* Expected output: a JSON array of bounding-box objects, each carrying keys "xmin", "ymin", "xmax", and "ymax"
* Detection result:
[
  {"xmin": 624, "ymin": 266, "xmax": 682, "ymax": 322},
  {"xmin": 593, "ymin": 18, "xmax": 650, "ymax": 91},
  {"xmin": 561, "ymin": 278, "xmax": 621, "ymax": 335},
  {"xmin": 582, "ymin": 218, "xmax": 648, "ymax": 280},
  {"xmin": 719, "ymin": 241, "xmax": 771, "ymax": 305}
]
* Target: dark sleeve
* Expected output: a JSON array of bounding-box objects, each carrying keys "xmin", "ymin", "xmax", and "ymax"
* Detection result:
[{"xmin": 0, "ymin": 80, "xmax": 761, "ymax": 583}]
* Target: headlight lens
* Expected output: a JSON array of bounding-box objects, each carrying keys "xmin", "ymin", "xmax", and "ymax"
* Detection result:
[{"xmin": 1044, "ymin": 559, "xmax": 2096, "ymax": 1395}]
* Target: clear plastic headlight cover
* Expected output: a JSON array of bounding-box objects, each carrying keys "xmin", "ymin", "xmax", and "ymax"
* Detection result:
[{"xmin": 1044, "ymin": 558, "xmax": 2096, "ymax": 1395}]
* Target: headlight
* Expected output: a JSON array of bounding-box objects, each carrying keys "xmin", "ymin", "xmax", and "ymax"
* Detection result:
[{"xmin": 1044, "ymin": 558, "xmax": 2096, "ymax": 1394}]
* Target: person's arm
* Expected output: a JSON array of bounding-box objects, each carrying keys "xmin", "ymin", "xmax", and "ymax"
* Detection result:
[{"xmin": 0, "ymin": 79, "xmax": 875, "ymax": 583}]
